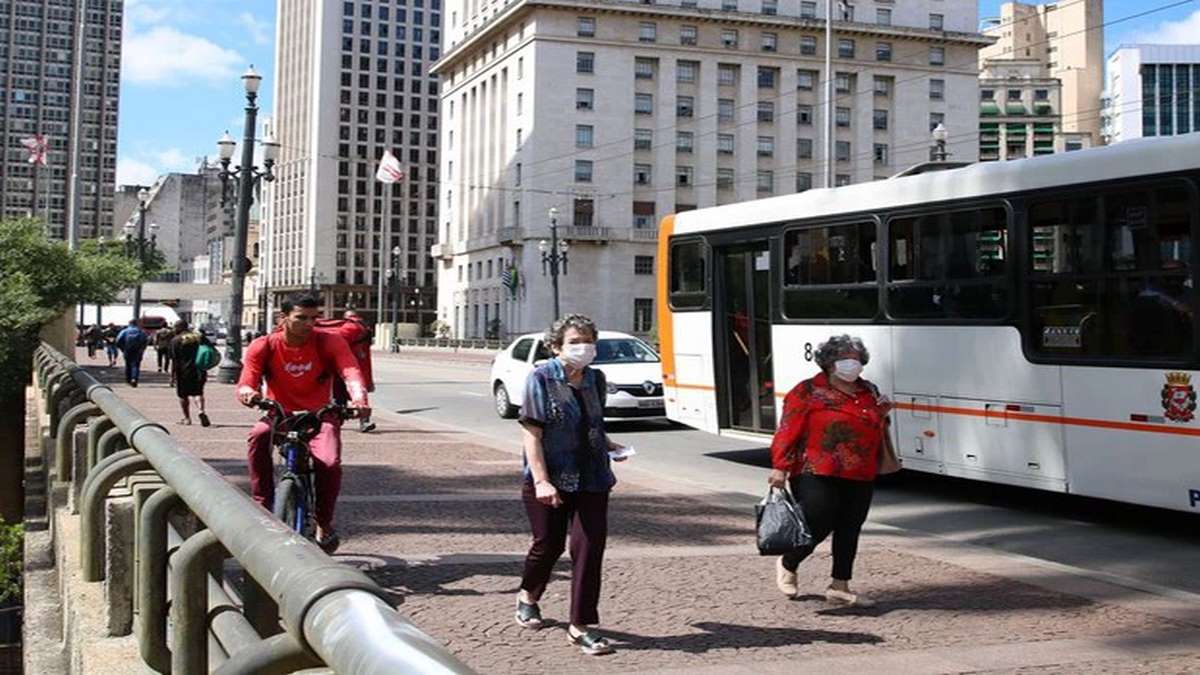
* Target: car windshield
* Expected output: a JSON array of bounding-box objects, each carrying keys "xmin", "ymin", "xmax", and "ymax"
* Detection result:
[{"xmin": 594, "ymin": 338, "xmax": 660, "ymax": 364}]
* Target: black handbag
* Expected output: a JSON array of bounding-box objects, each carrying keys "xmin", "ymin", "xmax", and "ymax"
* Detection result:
[{"xmin": 755, "ymin": 486, "xmax": 812, "ymax": 556}]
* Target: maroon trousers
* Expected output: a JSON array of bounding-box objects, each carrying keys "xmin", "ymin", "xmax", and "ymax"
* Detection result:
[
  {"xmin": 247, "ymin": 417, "xmax": 343, "ymax": 530},
  {"xmin": 519, "ymin": 483, "xmax": 609, "ymax": 626}
]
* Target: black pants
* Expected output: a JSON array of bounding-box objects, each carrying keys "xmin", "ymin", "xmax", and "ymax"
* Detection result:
[
  {"xmin": 519, "ymin": 482, "xmax": 609, "ymax": 626},
  {"xmin": 782, "ymin": 474, "xmax": 874, "ymax": 581}
]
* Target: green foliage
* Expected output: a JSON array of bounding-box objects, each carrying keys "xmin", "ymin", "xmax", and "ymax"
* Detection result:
[
  {"xmin": 0, "ymin": 219, "xmax": 144, "ymax": 397},
  {"xmin": 0, "ymin": 518, "xmax": 20, "ymax": 605}
]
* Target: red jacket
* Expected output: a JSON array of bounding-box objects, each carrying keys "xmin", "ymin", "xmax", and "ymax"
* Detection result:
[
  {"xmin": 769, "ymin": 372, "xmax": 886, "ymax": 482},
  {"xmin": 237, "ymin": 330, "xmax": 368, "ymax": 413},
  {"xmin": 325, "ymin": 318, "xmax": 374, "ymax": 391}
]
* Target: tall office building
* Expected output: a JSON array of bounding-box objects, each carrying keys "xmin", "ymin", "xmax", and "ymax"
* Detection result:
[
  {"xmin": 262, "ymin": 0, "xmax": 442, "ymax": 327},
  {"xmin": 979, "ymin": 0, "xmax": 1104, "ymax": 147},
  {"xmin": 1103, "ymin": 44, "xmax": 1200, "ymax": 144},
  {"xmin": 0, "ymin": 0, "xmax": 122, "ymax": 242},
  {"xmin": 978, "ymin": 57, "xmax": 1088, "ymax": 161},
  {"xmin": 432, "ymin": 0, "xmax": 988, "ymax": 338}
]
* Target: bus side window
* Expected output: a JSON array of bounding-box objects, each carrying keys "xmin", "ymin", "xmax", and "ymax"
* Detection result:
[{"xmin": 669, "ymin": 240, "xmax": 708, "ymax": 309}]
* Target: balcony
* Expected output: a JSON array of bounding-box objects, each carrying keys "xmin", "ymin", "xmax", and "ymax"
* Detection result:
[
  {"xmin": 495, "ymin": 226, "xmax": 524, "ymax": 245},
  {"xmin": 561, "ymin": 226, "xmax": 612, "ymax": 243},
  {"xmin": 630, "ymin": 227, "xmax": 660, "ymax": 242}
]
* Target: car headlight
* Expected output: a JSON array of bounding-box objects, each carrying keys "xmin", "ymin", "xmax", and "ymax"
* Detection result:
[{"xmin": 606, "ymin": 382, "xmax": 618, "ymax": 394}]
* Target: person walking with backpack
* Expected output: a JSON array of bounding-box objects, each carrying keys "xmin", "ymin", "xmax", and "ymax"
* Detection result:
[
  {"xmin": 236, "ymin": 292, "xmax": 370, "ymax": 554},
  {"xmin": 115, "ymin": 320, "xmax": 149, "ymax": 387},
  {"xmin": 154, "ymin": 325, "xmax": 174, "ymax": 374},
  {"xmin": 328, "ymin": 310, "xmax": 377, "ymax": 433},
  {"xmin": 169, "ymin": 320, "xmax": 215, "ymax": 426}
]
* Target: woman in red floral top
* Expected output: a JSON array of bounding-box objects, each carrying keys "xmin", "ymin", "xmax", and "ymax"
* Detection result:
[{"xmin": 767, "ymin": 335, "xmax": 893, "ymax": 606}]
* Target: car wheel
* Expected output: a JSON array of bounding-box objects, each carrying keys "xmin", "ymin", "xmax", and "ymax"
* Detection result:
[{"xmin": 494, "ymin": 382, "xmax": 518, "ymax": 419}]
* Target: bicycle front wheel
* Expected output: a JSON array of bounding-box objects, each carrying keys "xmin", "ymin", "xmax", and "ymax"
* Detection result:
[{"xmin": 273, "ymin": 477, "xmax": 311, "ymax": 537}]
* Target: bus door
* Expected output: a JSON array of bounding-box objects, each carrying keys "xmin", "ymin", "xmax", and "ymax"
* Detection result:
[{"xmin": 716, "ymin": 243, "xmax": 776, "ymax": 433}]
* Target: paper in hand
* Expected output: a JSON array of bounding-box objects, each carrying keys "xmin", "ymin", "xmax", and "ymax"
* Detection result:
[{"xmin": 608, "ymin": 446, "xmax": 637, "ymax": 460}]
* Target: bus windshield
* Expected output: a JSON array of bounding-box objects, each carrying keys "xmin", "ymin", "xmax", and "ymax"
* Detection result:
[{"xmin": 594, "ymin": 338, "xmax": 660, "ymax": 364}]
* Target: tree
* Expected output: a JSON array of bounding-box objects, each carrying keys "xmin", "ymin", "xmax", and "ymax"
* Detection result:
[{"xmin": 0, "ymin": 219, "xmax": 146, "ymax": 522}]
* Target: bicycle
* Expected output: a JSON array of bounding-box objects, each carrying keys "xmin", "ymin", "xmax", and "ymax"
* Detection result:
[{"xmin": 253, "ymin": 398, "xmax": 361, "ymax": 542}]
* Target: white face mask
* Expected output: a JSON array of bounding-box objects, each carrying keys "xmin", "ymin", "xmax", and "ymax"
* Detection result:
[
  {"xmin": 833, "ymin": 358, "xmax": 863, "ymax": 382},
  {"xmin": 559, "ymin": 343, "xmax": 596, "ymax": 370}
]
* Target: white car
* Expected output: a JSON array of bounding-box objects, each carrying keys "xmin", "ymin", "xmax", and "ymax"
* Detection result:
[{"xmin": 490, "ymin": 331, "xmax": 665, "ymax": 421}]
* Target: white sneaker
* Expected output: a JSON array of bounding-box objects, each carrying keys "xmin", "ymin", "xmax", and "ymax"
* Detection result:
[
  {"xmin": 825, "ymin": 587, "xmax": 874, "ymax": 607},
  {"xmin": 775, "ymin": 558, "xmax": 798, "ymax": 597}
]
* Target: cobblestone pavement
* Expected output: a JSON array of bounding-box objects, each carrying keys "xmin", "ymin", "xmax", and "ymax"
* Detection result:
[{"xmin": 81, "ymin": 349, "xmax": 1200, "ymax": 674}]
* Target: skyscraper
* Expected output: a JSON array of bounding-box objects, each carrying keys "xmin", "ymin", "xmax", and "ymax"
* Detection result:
[
  {"xmin": 262, "ymin": 0, "xmax": 442, "ymax": 327},
  {"xmin": 0, "ymin": 0, "xmax": 123, "ymax": 244},
  {"xmin": 1103, "ymin": 44, "xmax": 1200, "ymax": 144}
]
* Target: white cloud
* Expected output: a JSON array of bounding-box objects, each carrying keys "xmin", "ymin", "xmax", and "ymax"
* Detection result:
[
  {"xmin": 122, "ymin": 25, "xmax": 244, "ymax": 86},
  {"xmin": 116, "ymin": 158, "xmax": 160, "ymax": 187},
  {"xmin": 237, "ymin": 12, "xmax": 272, "ymax": 46},
  {"xmin": 1126, "ymin": 9, "xmax": 1200, "ymax": 44},
  {"xmin": 156, "ymin": 147, "xmax": 195, "ymax": 172}
]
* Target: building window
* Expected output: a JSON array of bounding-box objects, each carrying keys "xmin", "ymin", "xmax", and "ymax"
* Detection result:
[
  {"xmin": 634, "ymin": 128, "xmax": 653, "ymax": 150},
  {"xmin": 874, "ymin": 75, "xmax": 892, "ymax": 97},
  {"xmin": 717, "ymin": 168, "xmax": 735, "ymax": 189},
  {"xmin": 797, "ymin": 138, "xmax": 813, "ymax": 159},
  {"xmin": 797, "ymin": 69, "xmax": 816, "ymax": 90},
  {"xmin": 873, "ymin": 109, "xmax": 888, "ymax": 130},
  {"xmin": 719, "ymin": 99, "xmax": 735, "ymax": 122},
  {"xmin": 577, "ymin": 16, "xmax": 596, "ymax": 37},
  {"xmin": 929, "ymin": 111, "xmax": 945, "ymax": 132},
  {"xmin": 836, "ymin": 107, "xmax": 850, "ymax": 127},
  {"xmin": 677, "ymin": 60, "xmax": 698, "ymax": 83},
  {"xmin": 575, "ymin": 124, "xmax": 594, "ymax": 148},
  {"xmin": 576, "ymin": 51, "xmax": 594, "ymax": 74},
  {"xmin": 635, "ymin": 93, "xmax": 654, "ymax": 114},
  {"xmin": 576, "ymin": 88, "xmax": 594, "ymax": 110},
  {"xmin": 718, "ymin": 133, "xmax": 735, "ymax": 154},
  {"xmin": 677, "ymin": 131, "xmax": 694, "ymax": 153},
  {"xmin": 639, "ymin": 22, "xmax": 657, "ymax": 42},
  {"xmin": 796, "ymin": 172, "xmax": 813, "ymax": 192},
  {"xmin": 1034, "ymin": 89, "xmax": 1049, "ymax": 100},
  {"xmin": 929, "ymin": 13, "xmax": 944, "ymax": 30},
  {"xmin": 800, "ymin": 1, "xmax": 816, "ymax": 19},
  {"xmin": 876, "ymin": 8, "xmax": 891, "ymax": 26},
  {"xmin": 634, "ymin": 163, "xmax": 652, "ymax": 185},
  {"xmin": 798, "ymin": 104, "xmax": 814, "ymax": 125},
  {"xmin": 762, "ymin": 0, "xmax": 777, "ymax": 14},
  {"xmin": 981, "ymin": 89, "xmax": 995, "ymax": 100},
  {"xmin": 758, "ymin": 101, "xmax": 775, "ymax": 122},
  {"xmin": 835, "ymin": 72, "xmax": 853, "ymax": 93},
  {"xmin": 838, "ymin": 39, "xmax": 855, "ymax": 59},
  {"xmin": 761, "ymin": 32, "xmax": 778, "ymax": 52},
  {"xmin": 1008, "ymin": 89, "xmax": 1022, "ymax": 101},
  {"xmin": 677, "ymin": 95, "xmax": 695, "ymax": 117},
  {"xmin": 633, "ymin": 201, "xmax": 656, "ymax": 227},
  {"xmin": 757, "ymin": 66, "xmax": 777, "ymax": 88},
  {"xmin": 836, "ymin": 174, "xmax": 851, "ymax": 187},
  {"xmin": 721, "ymin": 0, "xmax": 737, "ymax": 10},
  {"xmin": 873, "ymin": 143, "xmax": 888, "ymax": 165},
  {"xmin": 635, "ymin": 57, "xmax": 656, "ymax": 79},
  {"xmin": 680, "ymin": 25, "xmax": 698, "ymax": 45},
  {"xmin": 757, "ymin": 135, "xmax": 775, "ymax": 157},
  {"xmin": 929, "ymin": 47, "xmax": 945, "ymax": 66},
  {"xmin": 718, "ymin": 64, "xmax": 738, "ymax": 86},
  {"xmin": 574, "ymin": 199, "xmax": 594, "ymax": 227},
  {"xmin": 634, "ymin": 298, "xmax": 654, "ymax": 332},
  {"xmin": 516, "ymin": 128, "xmax": 523, "ymax": 146},
  {"xmin": 875, "ymin": 41, "xmax": 892, "ymax": 62},
  {"xmin": 756, "ymin": 170, "xmax": 774, "ymax": 194},
  {"xmin": 930, "ymin": 78, "xmax": 945, "ymax": 100},
  {"xmin": 721, "ymin": 30, "xmax": 738, "ymax": 48},
  {"xmin": 677, "ymin": 166, "xmax": 694, "ymax": 187},
  {"xmin": 635, "ymin": 256, "xmax": 655, "ymax": 275},
  {"xmin": 800, "ymin": 36, "xmax": 817, "ymax": 55},
  {"xmin": 1065, "ymin": 140, "xmax": 1083, "ymax": 151},
  {"xmin": 575, "ymin": 160, "xmax": 593, "ymax": 182},
  {"xmin": 836, "ymin": 140, "xmax": 851, "ymax": 161}
]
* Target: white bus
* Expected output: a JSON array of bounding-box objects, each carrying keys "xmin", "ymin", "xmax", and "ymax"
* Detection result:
[{"xmin": 655, "ymin": 134, "xmax": 1200, "ymax": 513}]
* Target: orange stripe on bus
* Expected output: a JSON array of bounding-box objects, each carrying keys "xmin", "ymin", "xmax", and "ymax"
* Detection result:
[
  {"xmin": 666, "ymin": 382, "xmax": 716, "ymax": 392},
  {"xmin": 656, "ymin": 215, "xmax": 677, "ymax": 386}
]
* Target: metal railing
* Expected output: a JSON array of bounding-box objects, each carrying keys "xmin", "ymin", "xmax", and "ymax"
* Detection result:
[
  {"xmin": 393, "ymin": 337, "xmax": 505, "ymax": 351},
  {"xmin": 33, "ymin": 343, "xmax": 474, "ymax": 675}
]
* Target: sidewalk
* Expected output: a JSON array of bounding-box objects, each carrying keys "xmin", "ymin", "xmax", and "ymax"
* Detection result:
[{"xmin": 84, "ymin": 349, "xmax": 1200, "ymax": 674}]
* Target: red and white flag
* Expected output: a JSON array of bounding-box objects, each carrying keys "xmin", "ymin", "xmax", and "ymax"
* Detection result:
[
  {"xmin": 375, "ymin": 149, "xmax": 405, "ymax": 183},
  {"xmin": 21, "ymin": 135, "xmax": 47, "ymax": 166}
]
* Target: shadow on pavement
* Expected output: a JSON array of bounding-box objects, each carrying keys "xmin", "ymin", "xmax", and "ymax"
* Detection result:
[{"xmin": 603, "ymin": 621, "xmax": 882, "ymax": 653}]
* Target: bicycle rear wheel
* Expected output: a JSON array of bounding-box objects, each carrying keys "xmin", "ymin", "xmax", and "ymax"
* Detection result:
[{"xmin": 273, "ymin": 477, "xmax": 313, "ymax": 538}]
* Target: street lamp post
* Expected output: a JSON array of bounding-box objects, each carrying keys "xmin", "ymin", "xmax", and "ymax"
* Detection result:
[
  {"xmin": 931, "ymin": 123, "xmax": 950, "ymax": 162},
  {"xmin": 215, "ymin": 65, "xmax": 279, "ymax": 384},
  {"xmin": 390, "ymin": 246, "xmax": 401, "ymax": 352},
  {"xmin": 538, "ymin": 207, "xmax": 569, "ymax": 320},
  {"xmin": 123, "ymin": 187, "xmax": 158, "ymax": 325}
]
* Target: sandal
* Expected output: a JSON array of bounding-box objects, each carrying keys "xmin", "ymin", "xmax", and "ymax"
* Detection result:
[
  {"xmin": 568, "ymin": 628, "xmax": 615, "ymax": 656},
  {"xmin": 514, "ymin": 599, "xmax": 543, "ymax": 629}
]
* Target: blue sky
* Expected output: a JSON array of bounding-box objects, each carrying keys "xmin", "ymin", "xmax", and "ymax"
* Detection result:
[{"xmin": 115, "ymin": 0, "xmax": 1200, "ymax": 186}]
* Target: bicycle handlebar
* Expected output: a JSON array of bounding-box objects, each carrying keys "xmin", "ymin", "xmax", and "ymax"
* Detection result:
[{"xmin": 253, "ymin": 397, "xmax": 364, "ymax": 420}]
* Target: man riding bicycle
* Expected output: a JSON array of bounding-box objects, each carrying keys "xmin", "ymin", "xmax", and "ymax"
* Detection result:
[{"xmin": 236, "ymin": 292, "xmax": 370, "ymax": 554}]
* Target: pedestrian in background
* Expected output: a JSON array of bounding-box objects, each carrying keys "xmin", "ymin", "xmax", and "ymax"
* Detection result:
[
  {"xmin": 154, "ymin": 324, "xmax": 174, "ymax": 374},
  {"xmin": 115, "ymin": 320, "xmax": 149, "ymax": 387},
  {"xmin": 85, "ymin": 324, "xmax": 103, "ymax": 359},
  {"xmin": 103, "ymin": 323, "xmax": 120, "ymax": 367},
  {"xmin": 514, "ymin": 314, "xmax": 629, "ymax": 656},
  {"xmin": 330, "ymin": 310, "xmax": 376, "ymax": 433},
  {"xmin": 169, "ymin": 320, "xmax": 211, "ymax": 426},
  {"xmin": 767, "ymin": 334, "xmax": 894, "ymax": 607}
]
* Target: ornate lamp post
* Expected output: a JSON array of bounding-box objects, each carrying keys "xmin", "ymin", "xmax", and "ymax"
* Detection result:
[
  {"xmin": 214, "ymin": 65, "xmax": 279, "ymax": 384},
  {"xmin": 538, "ymin": 207, "xmax": 569, "ymax": 320},
  {"xmin": 123, "ymin": 187, "xmax": 159, "ymax": 325},
  {"xmin": 931, "ymin": 123, "xmax": 950, "ymax": 162}
]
